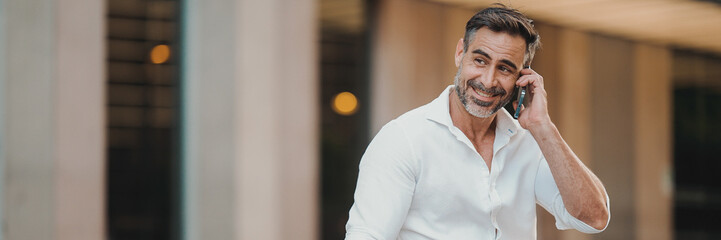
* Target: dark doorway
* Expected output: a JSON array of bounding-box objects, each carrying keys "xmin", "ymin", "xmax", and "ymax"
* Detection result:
[
  {"xmin": 319, "ymin": 0, "xmax": 372, "ymax": 239},
  {"xmin": 106, "ymin": 0, "xmax": 181, "ymax": 239},
  {"xmin": 673, "ymin": 50, "xmax": 721, "ymax": 240}
]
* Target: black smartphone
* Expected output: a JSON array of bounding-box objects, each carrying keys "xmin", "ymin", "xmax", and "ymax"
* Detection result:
[
  {"xmin": 513, "ymin": 66, "xmax": 530, "ymax": 119},
  {"xmin": 513, "ymin": 86, "xmax": 526, "ymax": 119}
]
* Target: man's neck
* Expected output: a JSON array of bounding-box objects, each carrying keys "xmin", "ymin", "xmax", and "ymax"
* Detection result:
[{"xmin": 448, "ymin": 88, "xmax": 497, "ymax": 142}]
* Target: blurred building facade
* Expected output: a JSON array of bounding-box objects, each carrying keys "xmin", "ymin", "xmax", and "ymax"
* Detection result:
[{"xmin": 1, "ymin": 0, "xmax": 720, "ymax": 240}]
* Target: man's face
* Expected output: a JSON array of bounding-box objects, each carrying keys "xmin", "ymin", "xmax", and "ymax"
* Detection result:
[{"xmin": 454, "ymin": 27, "xmax": 526, "ymax": 118}]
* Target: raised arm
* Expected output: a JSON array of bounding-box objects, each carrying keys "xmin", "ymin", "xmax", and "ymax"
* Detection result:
[{"xmin": 515, "ymin": 68, "xmax": 610, "ymax": 230}]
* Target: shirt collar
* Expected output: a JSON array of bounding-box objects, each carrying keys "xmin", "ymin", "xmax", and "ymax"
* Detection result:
[{"xmin": 425, "ymin": 85, "xmax": 522, "ymax": 137}]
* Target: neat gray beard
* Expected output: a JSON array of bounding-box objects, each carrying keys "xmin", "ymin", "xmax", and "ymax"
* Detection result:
[{"xmin": 453, "ymin": 66, "xmax": 512, "ymax": 118}]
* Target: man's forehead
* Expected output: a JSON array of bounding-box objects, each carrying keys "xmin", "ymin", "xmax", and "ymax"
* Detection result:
[{"xmin": 468, "ymin": 30, "xmax": 526, "ymax": 66}]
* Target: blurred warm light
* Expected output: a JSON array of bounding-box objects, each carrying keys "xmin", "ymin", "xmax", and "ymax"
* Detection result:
[
  {"xmin": 150, "ymin": 44, "xmax": 170, "ymax": 64},
  {"xmin": 332, "ymin": 91, "xmax": 358, "ymax": 116}
]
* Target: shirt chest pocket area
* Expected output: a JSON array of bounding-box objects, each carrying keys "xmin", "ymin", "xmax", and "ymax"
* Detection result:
[{"xmin": 412, "ymin": 155, "xmax": 492, "ymax": 215}]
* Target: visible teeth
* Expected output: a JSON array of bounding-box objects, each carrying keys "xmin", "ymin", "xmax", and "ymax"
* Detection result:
[{"xmin": 475, "ymin": 88, "xmax": 493, "ymax": 98}]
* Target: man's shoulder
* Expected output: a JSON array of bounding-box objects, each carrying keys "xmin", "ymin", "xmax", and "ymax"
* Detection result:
[
  {"xmin": 376, "ymin": 87, "xmax": 451, "ymax": 141},
  {"xmin": 372, "ymin": 102, "xmax": 449, "ymax": 148},
  {"xmin": 389, "ymin": 101, "xmax": 438, "ymax": 129}
]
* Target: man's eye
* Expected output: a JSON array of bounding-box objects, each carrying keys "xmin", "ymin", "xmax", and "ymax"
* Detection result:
[
  {"xmin": 474, "ymin": 59, "xmax": 485, "ymax": 65},
  {"xmin": 499, "ymin": 66, "xmax": 510, "ymax": 72}
]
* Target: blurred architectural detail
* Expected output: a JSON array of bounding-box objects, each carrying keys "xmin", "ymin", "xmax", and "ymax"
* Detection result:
[
  {"xmin": 429, "ymin": 0, "xmax": 721, "ymax": 53},
  {"xmin": 673, "ymin": 50, "xmax": 721, "ymax": 239},
  {"xmin": 106, "ymin": 0, "xmax": 180, "ymax": 239},
  {"xmin": 181, "ymin": 0, "xmax": 318, "ymax": 240},
  {"xmin": 0, "ymin": 0, "xmax": 105, "ymax": 239},
  {"xmin": 319, "ymin": 0, "xmax": 370, "ymax": 238},
  {"xmin": 634, "ymin": 45, "xmax": 673, "ymax": 240},
  {"xmin": 320, "ymin": 0, "xmax": 365, "ymax": 34}
]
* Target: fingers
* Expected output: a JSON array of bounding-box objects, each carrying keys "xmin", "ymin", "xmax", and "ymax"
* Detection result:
[
  {"xmin": 519, "ymin": 67, "xmax": 535, "ymax": 76},
  {"xmin": 516, "ymin": 68, "xmax": 544, "ymax": 89}
]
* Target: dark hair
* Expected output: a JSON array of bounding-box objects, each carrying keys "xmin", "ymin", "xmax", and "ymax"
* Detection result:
[{"xmin": 463, "ymin": 3, "xmax": 541, "ymax": 66}]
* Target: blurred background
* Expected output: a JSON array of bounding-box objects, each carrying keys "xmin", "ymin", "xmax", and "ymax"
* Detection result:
[{"xmin": 1, "ymin": 0, "xmax": 720, "ymax": 239}]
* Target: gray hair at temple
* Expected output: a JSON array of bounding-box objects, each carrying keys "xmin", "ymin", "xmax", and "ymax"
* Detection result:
[{"xmin": 463, "ymin": 3, "xmax": 541, "ymax": 67}]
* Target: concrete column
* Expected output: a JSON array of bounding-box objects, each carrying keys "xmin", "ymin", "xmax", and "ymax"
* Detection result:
[
  {"xmin": 590, "ymin": 34, "xmax": 636, "ymax": 240},
  {"xmin": 633, "ymin": 44, "xmax": 673, "ymax": 240},
  {"xmin": 181, "ymin": 0, "xmax": 318, "ymax": 239},
  {"xmin": 181, "ymin": 0, "xmax": 236, "ymax": 239},
  {"xmin": 556, "ymin": 28, "xmax": 593, "ymax": 240},
  {"xmin": 0, "ymin": 0, "xmax": 105, "ymax": 239}
]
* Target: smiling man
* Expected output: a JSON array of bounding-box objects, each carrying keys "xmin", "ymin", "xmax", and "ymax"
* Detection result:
[{"xmin": 344, "ymin": 4, "xmax": 610, "ymax": 240}]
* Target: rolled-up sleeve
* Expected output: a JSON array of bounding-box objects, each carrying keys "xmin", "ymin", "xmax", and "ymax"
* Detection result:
[
  {"xmin": 534, "ymin": 158, "xmax": 610, "ymax": 234},
  {"xmin": 345, "ymin": 120, "xmax": 417, "ymax": 240}
]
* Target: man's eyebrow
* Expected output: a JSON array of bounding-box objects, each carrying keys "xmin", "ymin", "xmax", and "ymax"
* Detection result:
[
  {"xmin": 472, "ymin": 49, "xmax": 491, "ymax": 59},
  {"xmin": 500, "ymin": 59, "xmax": 519, "ymax": 71},
  {"xmin": 471, "ymin": 49, "xmax": 519, "ymax": 71}
]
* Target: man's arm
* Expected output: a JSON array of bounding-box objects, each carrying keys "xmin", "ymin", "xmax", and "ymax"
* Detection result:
[
  {"xmin": 516, "ymin": 68, "xmax": 610, "ymax": 230},
  {"xmin": 345, "ymin": 120, "xmax": 416, "ymax": 239},
  {"xmin": 530, "ymin": 123, "xmax": 610, "ymax": 230}
]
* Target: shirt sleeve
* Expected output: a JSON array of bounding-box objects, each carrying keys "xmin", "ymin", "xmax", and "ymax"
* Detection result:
[
  {"xmin": 345, "ymin": 120, "xmax": 417, "ymax": 240},
  {"xmin": 534, "ymin": 158, "xmax": 610, "ymax": 234}
]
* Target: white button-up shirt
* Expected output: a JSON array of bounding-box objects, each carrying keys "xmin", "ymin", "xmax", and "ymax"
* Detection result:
[{"xmin": 346, "ymin": 86, "xmax": 609, "ymax": 240}]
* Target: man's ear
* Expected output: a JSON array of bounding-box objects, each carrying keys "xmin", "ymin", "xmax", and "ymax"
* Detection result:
[{"xmin": 455, "ymin": 38, "xmax": 464, "ymax": 67}]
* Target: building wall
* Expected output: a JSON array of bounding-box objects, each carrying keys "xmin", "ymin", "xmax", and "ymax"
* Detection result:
[
  {"xmin": 589, "ymin": 34, "xmax": 637, "ymax": 240},
  {"xmin": 181, "ymin": 0, "xmax": 318, "ymax": 239},
  {"xmin": 634, "ymin": 44, "xmax": 673, "ymax": 240},
  {"xmin": 0, "ymin": 0, "xmax": 106, "ymax": 239}
]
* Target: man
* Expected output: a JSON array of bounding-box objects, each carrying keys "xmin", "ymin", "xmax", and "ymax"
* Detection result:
[{"xmin": 345, "ymin": 4, "xmax": 610, "ymax": 240}]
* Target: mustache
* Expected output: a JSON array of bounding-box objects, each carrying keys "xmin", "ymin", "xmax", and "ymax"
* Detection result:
[{"xmin": 467, "ymin": 81, "xmax": 507, "ymax": 96}]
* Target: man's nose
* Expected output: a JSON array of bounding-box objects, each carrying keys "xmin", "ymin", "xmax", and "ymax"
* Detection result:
[{"xmin": 480, "ymin": 67, "xmax": 498, "ymax": 88}]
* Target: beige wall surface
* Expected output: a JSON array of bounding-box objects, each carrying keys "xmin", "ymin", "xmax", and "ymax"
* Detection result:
[
  {"xmin": 182, "ymin": 0, "xmax": 318, "ymax": 239},
  {"xmin": 590, "ymin": 34, "xmax": 636, "ymax": 240},
  {"xmin": 371, "ymin": 0, "xmax": 475, "ymax": 133},
  {"xmin": 4, "ymin": 0, "xmax": 56, "ymax": 238},
  {"xmin": 1, "ymin": 0, "xmax": 105, "ymax": 239},
  {"xmin": 55, "ymin": 0, "xmax": 106, "ymax": 238},
  {"xmin": 634, "ymin": 44, "xmax": 672, "ymax": 240}
]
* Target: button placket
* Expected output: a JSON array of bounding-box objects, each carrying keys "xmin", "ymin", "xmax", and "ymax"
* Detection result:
[{"xmin": 488, "ymin": 147, "xmax": 505, "ymax": 238}]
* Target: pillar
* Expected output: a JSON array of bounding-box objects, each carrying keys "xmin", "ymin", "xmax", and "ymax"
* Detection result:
[
  {"xmin": 633, "ymin": 44, "xmax": 673, "ymax": 240},
  {"xmin": 0, "ymin": 0, "xmax": 106, "ymax": 239},
  {"xmin": 181, "ymin": 0, "xmax": 318, "ymax": 239}
]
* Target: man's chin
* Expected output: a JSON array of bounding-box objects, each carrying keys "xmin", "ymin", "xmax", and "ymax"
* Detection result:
[{"xmin": 466, "ymin": 105, "xmax": 498, "ymax": 118}]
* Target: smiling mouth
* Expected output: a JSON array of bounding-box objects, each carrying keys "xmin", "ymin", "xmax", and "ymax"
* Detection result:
[{"xmin": 472, "ymin": 86, "xmax": 496, "ymax": 98}]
